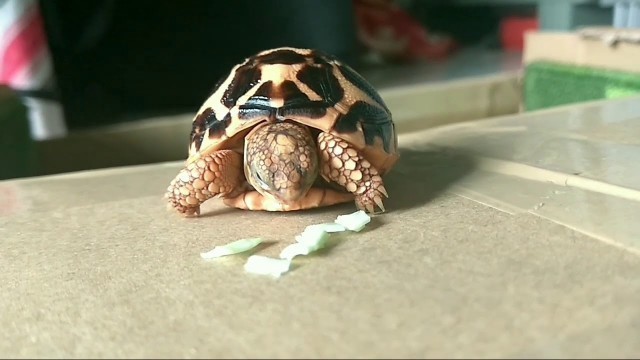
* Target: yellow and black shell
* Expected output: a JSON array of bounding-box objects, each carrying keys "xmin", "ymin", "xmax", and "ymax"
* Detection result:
[{"xmin": 187, "ymin": 47, "xmax": 399, "ymax": 175}]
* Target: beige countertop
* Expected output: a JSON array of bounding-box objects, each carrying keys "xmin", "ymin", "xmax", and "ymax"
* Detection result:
[{"xmin": 2, "ymin": 95, "xmax": 640, "ymax": 358}]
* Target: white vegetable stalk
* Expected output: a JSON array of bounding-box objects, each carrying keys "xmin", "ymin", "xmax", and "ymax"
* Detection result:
[
  {"xmin": 335, "ymin": 210, "xmax": 371, "ymax": 232},
  {"xmin": 201, "ymin": 210, "xmax": 374, "ymax": 278},
  {"xmin": 244, "ymin": 255, "xmax": 291, "ymax": 278},
  {"xmin": 280, "ymin": 228, "xmax": 330, "ymax": 260},
  {"xmin": 304, "ymin": 222, "xmax": 347, "ymax": 233},
  {"xmin": 200, "ymin": 238, "xmax": 263, "ymax": 259}
]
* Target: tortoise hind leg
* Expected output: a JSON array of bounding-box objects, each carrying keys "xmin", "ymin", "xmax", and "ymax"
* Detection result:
[
  {"xmin": 166, "ymin": 150, "xmax": 244, "ymax": 216},
  {"xmin": 317, "ymin": 132, "xmax": 388, "ymax": 214}
]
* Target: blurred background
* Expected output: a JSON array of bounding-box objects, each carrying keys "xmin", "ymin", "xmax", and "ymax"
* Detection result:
[{"xmin": 1, "ymin": 0, "xmax": 638, "ymax": 180}]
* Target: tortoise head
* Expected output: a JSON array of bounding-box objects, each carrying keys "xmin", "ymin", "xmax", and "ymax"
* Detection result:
[{"xmin": 244, "ymin": 121, "xmax": 319, "ymax": 203}]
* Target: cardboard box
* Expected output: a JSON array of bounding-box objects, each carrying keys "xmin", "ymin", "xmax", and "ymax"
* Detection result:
[
  {"xmin": 523, "ymin": 27, "xmax": 640, "ymax": 110},
  {"xmin": 524, "ymin": 27, "xmax": 640, "ymax": 73},
  {"xmin": 2, "ymin": 80, "xmax": 640, "ymax": 357}
]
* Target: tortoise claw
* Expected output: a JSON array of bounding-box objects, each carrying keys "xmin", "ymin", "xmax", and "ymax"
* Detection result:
[
  {"xmin": 365, "ymin": 203, "xmax": 375, "ymax": 214},
  {"xmin": 373, "ymin": 196, "xmax": 385, "ymax": 212}
]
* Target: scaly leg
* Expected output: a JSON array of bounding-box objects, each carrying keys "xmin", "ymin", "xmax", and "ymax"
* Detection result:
[
  {"xmin": 317, "ymin": 132, "xmax": 388, "ymax": 214},
  {"xmin": 165, "ymin": 150, "xmax": 244, "ymax": 216}
]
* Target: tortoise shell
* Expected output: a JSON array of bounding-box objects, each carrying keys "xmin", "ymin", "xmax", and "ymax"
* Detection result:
[{"xmin": 186, "ymin": 47, "xmax": 399, "ymax": 175}]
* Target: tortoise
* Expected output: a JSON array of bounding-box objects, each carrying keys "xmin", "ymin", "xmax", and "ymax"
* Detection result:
[{"xmin": 165, "ymin": 47, "xmax": 399, "ymax": 216}]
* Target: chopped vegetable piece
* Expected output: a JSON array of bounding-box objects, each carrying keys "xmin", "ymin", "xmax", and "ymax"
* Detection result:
[
  {"xmin": 200, "ymin": 238, "xmax": 263, "ymax": 259},
  {"xmin": 304, "ymin": 222, "xmax": 347, "ymax": 233},
  {"xmin": 201, "ymin": 210, "xmax": 375, "ymax": 277},
  {"xmin": 334, "ymin": 210, "xmax": 371, "ymax": 232},
  {"xmin": 279, "ymin": 243, "xmax": 311, "ymax": 260},
  {"xmin": 295, "ymin": 228, "xmax": 330, "ymax": 250},
  {"xmin": 279, "ymin": 228, "xmax": 330, "ymax": 260},
  {"xmin": 244, "ymin": 255, "xmax": 291, "ymax": 277}
]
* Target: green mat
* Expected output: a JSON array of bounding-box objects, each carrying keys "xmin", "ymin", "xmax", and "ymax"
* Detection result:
[
  {"xmin": 523, "ymin": 61, "xmax": 640, "ymax": 112},
  {"xmin": 0, "ymin": 88, "xmax": 37, "ymax": 180}
]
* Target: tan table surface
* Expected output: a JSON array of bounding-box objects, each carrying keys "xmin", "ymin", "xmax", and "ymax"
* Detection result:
[{"xmin": 2, "ymin": 96, "xmax": 640, "ymax": 358}]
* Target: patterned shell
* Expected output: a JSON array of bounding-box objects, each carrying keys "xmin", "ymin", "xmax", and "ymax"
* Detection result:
[{"xmin": 187, "ymin": 47, "xmax": 399, "ymax": 175}]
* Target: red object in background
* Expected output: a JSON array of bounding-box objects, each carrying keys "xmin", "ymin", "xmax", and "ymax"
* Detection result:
[
  {"xmin": 500, "ymin": 16, "xmax": 538, "ymax": 52},
  {"xmin": 354, "ymin": 0, "xmax": 457, "ymax": 62}
]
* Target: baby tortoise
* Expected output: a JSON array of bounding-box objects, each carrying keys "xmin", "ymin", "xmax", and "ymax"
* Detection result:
[{"xmin": 166, "ymin": 47, "xmax": 399, "ymax": 216}]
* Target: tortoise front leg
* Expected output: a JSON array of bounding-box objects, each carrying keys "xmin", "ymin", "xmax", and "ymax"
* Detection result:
[
  {"xmin": 166, "ymin": 150, "xmax": 245, "ymax": 216},
  {"xmin": 317, "ymin": 132, "xmax": 388, "ymax": 214}
]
